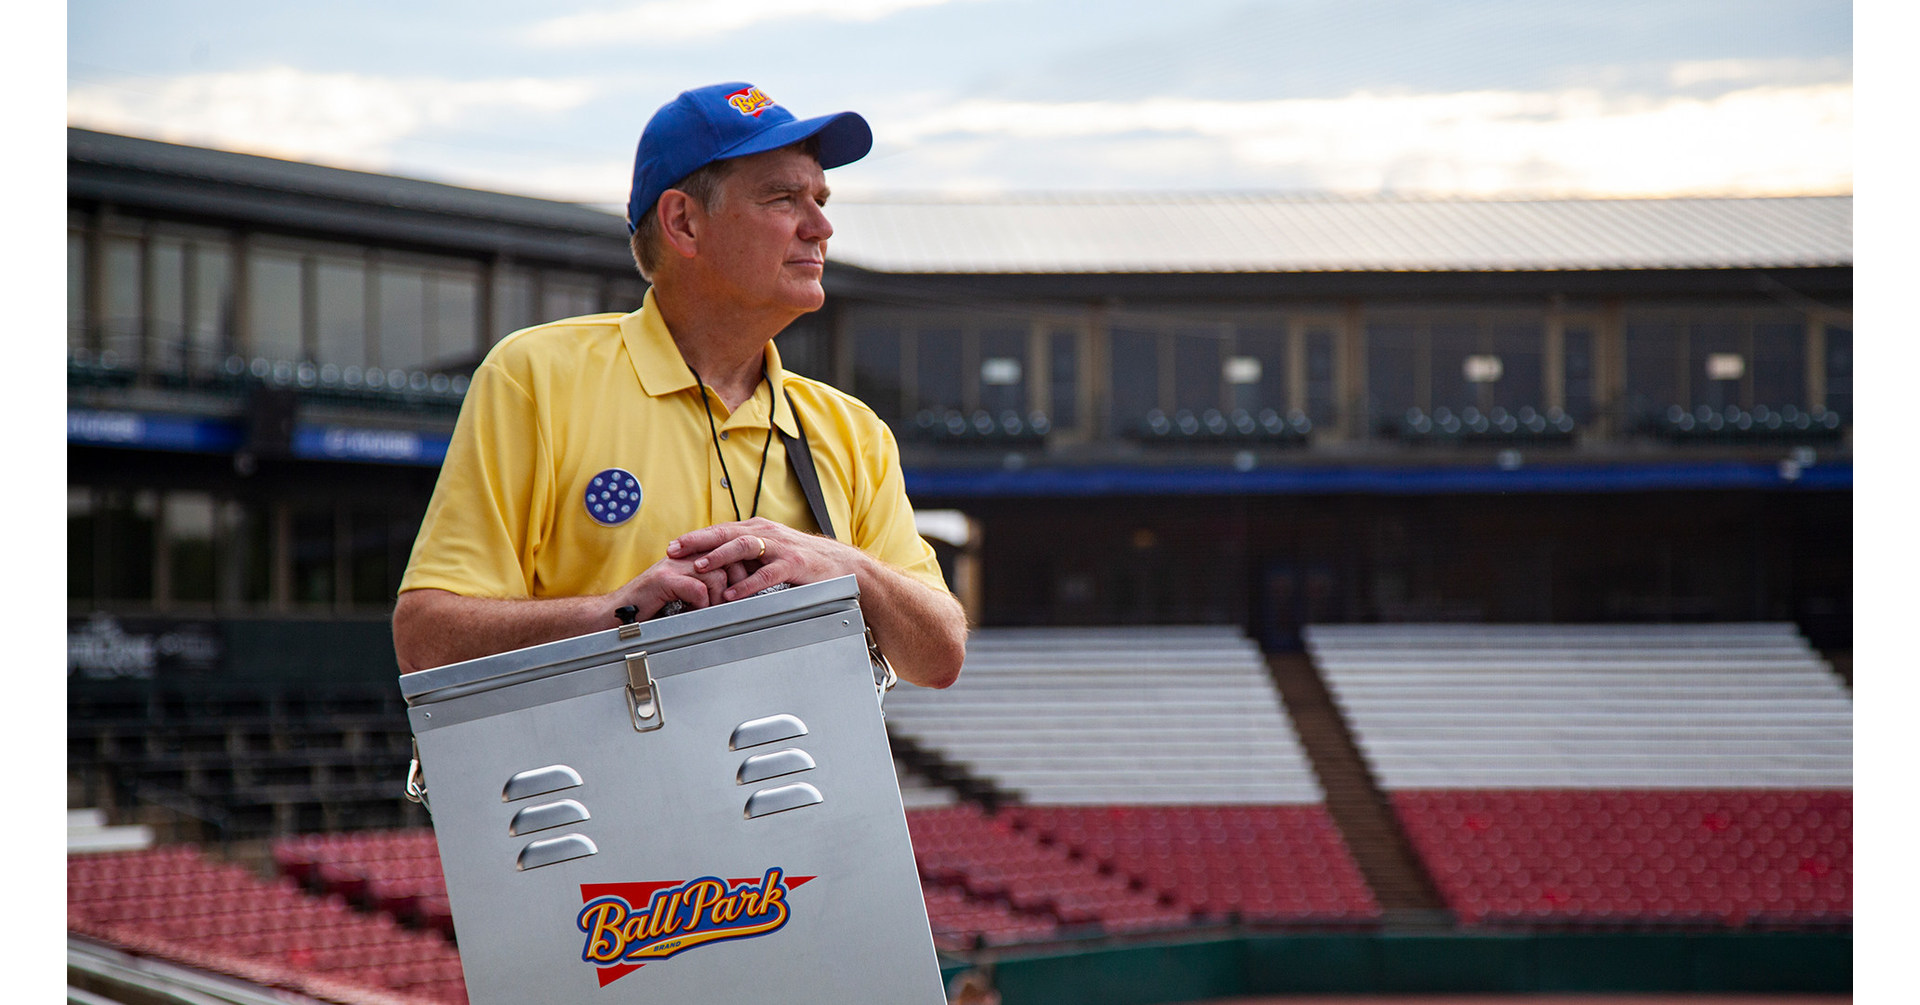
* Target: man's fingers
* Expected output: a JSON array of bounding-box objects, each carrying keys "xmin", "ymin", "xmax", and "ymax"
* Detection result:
[
  {"xmin": 722, "ymin": 565, "xmax": 784, "ymax": 602},
  {"xmin": 690, "ymin": 534, "xmax": 769, "ymax": 573}
]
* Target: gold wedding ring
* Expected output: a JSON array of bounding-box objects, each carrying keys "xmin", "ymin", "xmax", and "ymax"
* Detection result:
[{"xmin": 755, "ymin": 537, "xmax": 767, "ymax": 560}]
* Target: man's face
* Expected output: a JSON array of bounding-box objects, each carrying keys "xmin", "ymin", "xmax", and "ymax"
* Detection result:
[{"xmin": 695, "ymin": 146, "xmax": 834, "ymax": 316}]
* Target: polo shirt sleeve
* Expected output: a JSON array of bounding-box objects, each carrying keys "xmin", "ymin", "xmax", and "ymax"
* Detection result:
[
  {"xmin": 849, "ymin": 419, "xmax": 952, "ymax": 598},
  {"xmin": 398, "ymin": 357, "xmax": 551, "ymax": 599}
]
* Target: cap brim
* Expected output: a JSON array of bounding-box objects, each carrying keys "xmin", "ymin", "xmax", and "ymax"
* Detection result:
[{"xmin": 715, "ymin": 110, "xmax": 872, "ymax": 170}]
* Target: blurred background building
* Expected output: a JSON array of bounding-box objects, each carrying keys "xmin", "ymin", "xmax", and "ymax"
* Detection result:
[
  {"xmin": 67, "ymin": 126, "xmax": 1851, "ymax": 664},
  {"xmin": 66, "ymin": 126, "xmax": 1851, "ymax": 1003}
]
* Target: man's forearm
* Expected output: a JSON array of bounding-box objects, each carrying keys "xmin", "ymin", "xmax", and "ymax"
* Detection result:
[
  {"xmin": 849, "ymin": 554, "xmax": 968, "ymax": 690},
  {"xmin": 393, "ymin": 588, "xmax": 618, "ymax": 675}
]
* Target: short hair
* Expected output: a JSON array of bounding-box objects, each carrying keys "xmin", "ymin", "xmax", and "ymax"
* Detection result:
[
  {"xmin": 630, "ymin": 158, "xmax": 737, "ymax": 281},
  {"xmin": 629, "ymin": 136, "xmax": 825, "ymax": 282}
]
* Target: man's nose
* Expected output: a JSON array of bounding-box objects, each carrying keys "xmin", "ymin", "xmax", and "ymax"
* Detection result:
[{"xmin": 800, "ymin": 200, "xmax": 833, "ymax": 242}]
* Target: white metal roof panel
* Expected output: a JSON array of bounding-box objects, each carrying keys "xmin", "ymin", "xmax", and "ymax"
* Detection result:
[{"xmin": 824, "ymin": 193, "xmax": 1851, "ymax": 275}]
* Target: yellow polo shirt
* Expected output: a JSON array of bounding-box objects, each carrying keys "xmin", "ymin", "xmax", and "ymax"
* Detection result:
[{"xmin": 399, "ymin": 290, "xmax": 948, "ymax": 602}]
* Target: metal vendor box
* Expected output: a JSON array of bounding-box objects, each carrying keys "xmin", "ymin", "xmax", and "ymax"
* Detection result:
[{"xmin": 399, "ymin": 576, "xmax": 946, "ymax": 1004}]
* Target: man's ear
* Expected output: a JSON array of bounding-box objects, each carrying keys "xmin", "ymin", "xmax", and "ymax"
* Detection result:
[{"xmin": 656, "ymin": 189, "xmax": 702, "ymax": 261}]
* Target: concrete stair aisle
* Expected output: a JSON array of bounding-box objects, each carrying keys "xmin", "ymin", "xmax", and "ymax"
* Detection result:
[{"xmin": 1266, "ymin": 652, "xmax": 1450, "ymax": 926}]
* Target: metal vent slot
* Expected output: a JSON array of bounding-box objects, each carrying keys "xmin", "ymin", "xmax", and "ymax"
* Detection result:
[
  {"xmin": 744, "ymin": 782, "xmax": 824, "ymax": 819},
  {"xmin": 508, "ymin": 798, "xmax": 591, "ymax": 836},
  {"xmin": 502, "ymin": 764, "xmax": 583, "ymax": 802},
  {"xmin": 736, "ymin": 748, "xmax": 816, "ymax": 785},
  {"xmin": 730, "ymin": 713, "xmax": 808, "ymax": 751},
  {"xmin": 516, "ymin": 833, "xmax": 599, "ymax": 871}
]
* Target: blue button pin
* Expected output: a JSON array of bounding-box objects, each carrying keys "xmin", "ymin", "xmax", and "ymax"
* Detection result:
[{"xmin": 585, "ymin": 468, "xmax": 641, "ymax": 526}]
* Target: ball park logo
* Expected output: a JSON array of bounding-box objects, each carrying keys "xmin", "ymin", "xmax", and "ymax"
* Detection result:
[
  {"xmin": 727, "ymin": 86, "xmax": 776, "ymax": 118},
  {"xmin": 576, "ymin": 868, "xmax": 814, "ymax": 987}
]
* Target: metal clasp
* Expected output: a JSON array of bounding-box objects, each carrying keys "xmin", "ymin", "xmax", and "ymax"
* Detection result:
[
  {"xmin": 626, "ymin": 651, "xmax": 664, "ymax": 732},
  {"xmin": 866, "ymin": 627, "xmax": 897, "ymax": 716},
  {"xmin": 404, "ymin": 738, "xmax": 430, "ymax": 810}
]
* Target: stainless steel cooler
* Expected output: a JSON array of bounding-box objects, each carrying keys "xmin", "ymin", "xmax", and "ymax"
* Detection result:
[{"xmin": 399, "ymin": 576, "xmax": 946, "ymax": 1004}]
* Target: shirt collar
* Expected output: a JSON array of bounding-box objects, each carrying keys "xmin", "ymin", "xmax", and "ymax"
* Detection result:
[{"xmin": 620, "ymin": 288, "xmax": 800, "ymax": 438}]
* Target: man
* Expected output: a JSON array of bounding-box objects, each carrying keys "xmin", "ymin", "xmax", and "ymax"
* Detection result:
[{"xmin": 391, "ymin": 82, "xmax": 966, "ymax": 689}]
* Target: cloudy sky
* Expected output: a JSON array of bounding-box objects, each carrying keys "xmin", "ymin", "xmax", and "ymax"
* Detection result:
[{"xmin": 66, "ymin": 0, "xmax": 1853, "ymax": 208}]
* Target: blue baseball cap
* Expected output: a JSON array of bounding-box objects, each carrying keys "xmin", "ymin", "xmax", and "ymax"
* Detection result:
[{"xmin": 627, "ymin": 82, "xmax": 873, "ymax": 233}]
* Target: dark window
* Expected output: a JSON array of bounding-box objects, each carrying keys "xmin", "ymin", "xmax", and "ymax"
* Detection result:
[
  {"xmin": 852, "ymin": 326, "xmax": 903, "ymax": 423},
  {"xmin": 350, "ymin": 506, "xmax": 422, "ymax": 606},
  {"xmin": 1109, "ymin": 326, "xmax": 1160, "ymax": 432},
  {"xmin": 148, "ymin": 239, "xmax": 187, "ymax": 374},
  {"xmin": 1562, "ymin": 325, "xmax": 1594, "ymax": 421},
  {"xmin": 68, "ymin": 230, "xmax": 86, "ymax": 353},
  {"xmin": 1232, "ymin": 325, "xmax": 1287, "ymax": 416},
  {"xmin": 1752, "ymin": 322, "xmax": 1804, "ymax": 408},
  {"xmin": 1305, "ymin": 325, "xmax": 1339, "ymax": 425},
  {"xmin": 915, "ymin": 327, "xmax": 964, "ymax": 416},
  {"xmin": 1490, "ymin": 323, "xmax": 1542, "ymax": 413},
  {"xmin": 376, "ymin": 265, "xmax": 426, "ymax": 371},
  {"xmin": 496, "ymin": 270, "xmax": 536, "ymax": 338},
  {"xmin": 249, "ymin": 250, "xmax": 304, "ymax": 362},
  {"xmin": 1172, "ymin": 328, "xmax": 1221, "ymax": 415},
  {"xmin": 1428, "ymin": 323, "xmax": 1477, "ymax": 411},
  {"xmin": 1624, "ymin": 321, "xmax": 1683, "ymax": 422},
  {"xmin": 188, "ymin": 242, "xmax": 234, "ymax": 371},
  {"xmin": 775, "ymin": 319, "xmax": 822, "ymax": 377},
  {"xmin": 291, "ymin": 504, "xmax": 336, "ymax": 607},
  {"xmin": 98, "ymin": 490, "xmax": 156, "ymax": 602},
  {"xmin": 316, "ymin": 259, "xmax": 367, "ymax": 368},
  {"xmin": 1048, "ymin": 328, "xmax": 1079, "ymax": 429},
  {"xmin": 217, "ymin": 500, "xmax": 272, "ymax": 606},
  {"xmin": 164, "ymin": 493, "xmax": 217, "ymax": 604},
  {"xmin": 1825, "ymin": 325, "xmax": 1852, "ymax": 417},
  {"xmin": 541, "ymin": 278, "xmax": 599, "ymax": 320},
  {"xmin": 103, "ymin": 237, "xmax": 142, "ymax": 365},
  {"xmin": 68, "ymin": 487, "xmax": 94, "ymax": 601},
  {"xmin": 1366, "ymin": 322, "xmax": 1419, "ymax": 430},
  {"xmin": 430, "ymin": 272, "xmax": 479, "ymax": 366}
]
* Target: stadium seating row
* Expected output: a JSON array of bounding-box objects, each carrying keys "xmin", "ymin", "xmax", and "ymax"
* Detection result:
[
  {"xmin": 1306, "ymin": 622, "xmax": 1853, "ymax": 927},
  {"xmin": 68, "ymin": 845, "xmax": 467, "ymax": 1005},
  {"xmin": 884, "ymin": 626, "xmax": 1324, "ymax": 805}
]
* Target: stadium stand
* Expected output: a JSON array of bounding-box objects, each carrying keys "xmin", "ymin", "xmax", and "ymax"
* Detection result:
[
  {"xmin": 68, "ymin": 685, "xmax": 421, "ymax": 841},
  {"xmin": 1305, "ymin": 622, "xmax": 1852, "ymax": 927},
  {"xmin": 68, "ymin": 845, "xmax": 467, "ymax": 1004},
  {"xmin": 887, "ymin": 626, "xmax": 1380, "ymax": 933}
]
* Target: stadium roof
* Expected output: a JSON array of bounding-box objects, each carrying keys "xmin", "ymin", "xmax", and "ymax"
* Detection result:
[
  {"xmin": 71, "ymin": 129, "xmax": 1850, "ymax": 278},
  {"xmin": 68, "ymin": 128, "xmax": 633, "ymax": 270},
  {"xmin": 823, "ymin": 193, "xmax": 1852, "ymax": 275}
]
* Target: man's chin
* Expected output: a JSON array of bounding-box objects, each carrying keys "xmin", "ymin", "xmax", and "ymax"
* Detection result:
[{"xmin": 779, "ymin": 282, "xmax": 827, "ymax": 313}]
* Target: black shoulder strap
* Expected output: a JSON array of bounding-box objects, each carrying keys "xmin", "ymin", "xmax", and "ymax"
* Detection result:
[{"xmin": 780, "ymin": 389, "xmax": 839, "ymax": 542}]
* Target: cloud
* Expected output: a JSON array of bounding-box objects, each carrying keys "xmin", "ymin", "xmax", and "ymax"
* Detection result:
[
  {"xmin": 857, "ymin": 81, "xmax": 1851, "ymax": 197},
  {"xmin": 66, "ymin": 67, "xmax": 595, "ymax": 172},
  {"xmin": 1666, "ymin": 56, "xmax": 1851, "ymax": 89},
  {"xmin": 527, "ymin": 0, "xmax": 982, "ymax": 45}
]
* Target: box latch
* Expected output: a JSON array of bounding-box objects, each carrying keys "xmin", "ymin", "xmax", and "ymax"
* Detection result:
[{"xmin": 625, "ymin": 651, "xmax": 664, "ymax": 732}]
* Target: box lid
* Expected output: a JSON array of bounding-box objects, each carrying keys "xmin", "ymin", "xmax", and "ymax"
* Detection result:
[{"xmin": 397, "ymin": 576, "xmax": 861, "ymax": 708}]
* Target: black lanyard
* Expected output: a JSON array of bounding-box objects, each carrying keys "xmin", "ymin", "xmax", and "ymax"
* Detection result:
[{"xmin": 687, "ymin": 361, "xmax": 776, "ymax": 522}]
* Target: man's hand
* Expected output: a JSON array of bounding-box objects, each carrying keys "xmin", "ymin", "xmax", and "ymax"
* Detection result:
[
  {"xmin": 394, "ymin": 549, "xmax": 754, "ymax": 674},
  {"xmin": 667, "ymin": 517, "xmax": 858, "ymax": 602},
  {"xmin": 667, "ymin": 517, "xmax": 966, "ymax": 688},
  {"xmin": 614, "ymin": 548, "xmax": 755, "ymax": 619}
]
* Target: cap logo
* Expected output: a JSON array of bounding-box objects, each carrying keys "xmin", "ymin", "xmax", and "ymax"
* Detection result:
[{"xmin": 726, "ymin": 86, "xmax": 775, "ymax": 118}]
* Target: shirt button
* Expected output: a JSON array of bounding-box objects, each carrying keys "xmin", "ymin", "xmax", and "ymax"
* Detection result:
[
  {"xmin": 719, "ymin": 431, "xmax": 729, "ymax": 440},
  {"xmin": 721, "ymin": 477, "xmax": 731, "ymax": 488}
]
